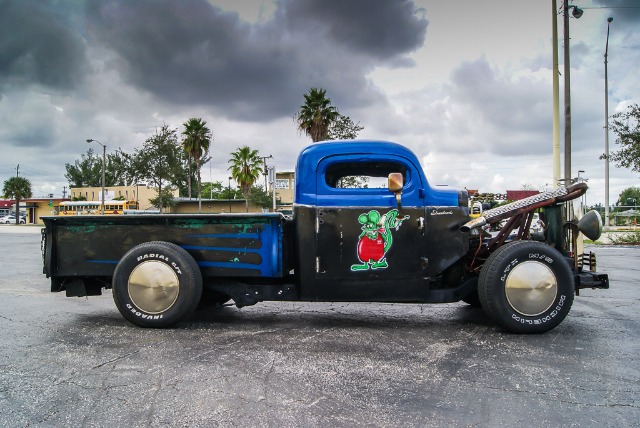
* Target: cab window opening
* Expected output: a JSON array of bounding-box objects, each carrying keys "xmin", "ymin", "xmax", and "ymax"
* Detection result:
[{"xmin": 325, "ymin": 161, "xmax": 408, "ymax": 189}]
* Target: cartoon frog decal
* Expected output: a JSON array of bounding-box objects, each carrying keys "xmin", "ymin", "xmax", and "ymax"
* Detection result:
[{"xmin": 351, "ymin": 209, "xmax": 409, "ymax": 271}]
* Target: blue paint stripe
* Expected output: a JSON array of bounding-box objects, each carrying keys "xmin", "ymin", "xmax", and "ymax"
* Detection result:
[
  {"xmin": 181, "ymin": 245, "xmax": 261, "ymax": 253},
  {"xmin": 197, "ymin": 261, "xmax": 262, "ymax": 272},
  {"xmin": 86, "ymin": 259, "xmax": 264, "ymax": 274},
  {"xmin": 186, "ymin": 233, "xmax": 261, "ymax": 239}
]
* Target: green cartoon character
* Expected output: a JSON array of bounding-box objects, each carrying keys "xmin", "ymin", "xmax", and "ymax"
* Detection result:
[{"xmin": 351, "ymin": 209, "xmax": 409, "ymax": 271}]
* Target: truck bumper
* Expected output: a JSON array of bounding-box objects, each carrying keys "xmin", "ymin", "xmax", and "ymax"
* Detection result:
[{"xmin": 575, "ymin": 271, "xmax": 609, "ymax": 290}]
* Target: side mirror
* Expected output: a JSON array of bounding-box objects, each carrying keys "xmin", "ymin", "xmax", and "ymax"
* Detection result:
[{"xmin": 388, "ymin": 173, "xmax": 403, "ymax": 208}]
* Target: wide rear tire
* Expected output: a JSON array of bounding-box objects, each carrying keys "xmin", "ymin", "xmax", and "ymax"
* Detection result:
[
  {"xmin": 112, "ymin": 241, "xmax": 202, "ymax": 328},
  {"xmin": 478, "ymin": 240, "xmax": 574, "ymax": 333}
]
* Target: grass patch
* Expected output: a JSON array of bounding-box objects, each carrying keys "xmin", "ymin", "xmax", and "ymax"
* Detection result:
[
  {"xmin": 583, "ymin": 239, "xmax": 604, "ymax": 245},
  {"xmin": 609, "ymin": 230, "xmax": 640, "ymax": 245}
]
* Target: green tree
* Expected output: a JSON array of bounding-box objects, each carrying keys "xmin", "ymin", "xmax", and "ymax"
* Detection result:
[
  {"xmin": 65, "ymin": 148, "xmax": 133, "ymax": 188},
  {"xmin": 295, "ymin": 87, "xmax": 339, "ymax": 142},
  {"xmin": 608, "ymin": 103, "xmax": 640, "ymax": 174},
  {"xmin": 228, "ymin": 146, "xmax": 263, "ymax": 212},
  {"xmin": 173, "ymin": 152, "xmax": 209, "ymax": 199},
  {"xmin": 327, "ymin": 114, "xmax": 364, "ymax": 140},
  {"xmin": 65, "ymin": 149, "xmax": 103, "ymax": 187},
  {"xmin": 327, "ymin": 114, "xmax": 367, "ymax": 187},
  {"xmin": 132, "ymin": 125, "xmax": 182, "ymax": 213},
  {"xmin": 201, "ymin": 181, "xmax": 242, "ymax": 199},
  {"xmin": 182, "ymin": 118, "xmax": 212, "ymax": 212},
  {"xmin": 149, "ymin": 187, "xmax": 178, "ymax": 212},
  {"xmin": 107, "ymin": 150, "xmax": 135, "ymax": 187},
  {"xmin": 335, "ymin": 175, "xmax": 370, "ymax": 189},
  {"xmin": 616, "ymin": 186, "xmax": 640, "ymax": 209},
  {"xmin": 2, "ymin": 176, "xmax": 32, "ymax": 225},
  {"xmin": 248, "ymin": 185, "xmax": 280, "ymax": 210}
]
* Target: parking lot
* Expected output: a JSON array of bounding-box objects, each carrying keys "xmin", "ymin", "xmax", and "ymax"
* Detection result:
[{"xmin": 1, "ymin": 225, "xmax": 638, "ymax": 427}]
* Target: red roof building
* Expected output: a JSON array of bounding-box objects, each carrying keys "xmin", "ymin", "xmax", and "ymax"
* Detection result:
[
  {"xmin": 506, "ymin": 190, "xmax": 540, "ymax": 201},
  {"xmin": 0, "ymin": 199, "xmax": 15, "ymax": 215}
]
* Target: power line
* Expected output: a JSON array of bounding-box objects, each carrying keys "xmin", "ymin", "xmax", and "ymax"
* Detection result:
[
  {"xmin": 2, "ymin": 164, "xmax": 66, "ymax": 182},
  {"xmin": 580, "ymin": 6, "xmax": 640, "ymax": 9}
]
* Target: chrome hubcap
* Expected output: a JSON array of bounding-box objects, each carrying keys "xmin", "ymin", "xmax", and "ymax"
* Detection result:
[
  {"xmin": 128, "ymin": 261, "xmax": 179, "ymax": 314},
  {"xmin": 505, "ymin": 261, "xmax": 557, "ymax": 316}
]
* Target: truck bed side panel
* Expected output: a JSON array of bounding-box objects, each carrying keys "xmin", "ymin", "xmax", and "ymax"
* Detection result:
[{"xmin": 43, "ymin": 214, "xmax": 284, "ymax": 280}]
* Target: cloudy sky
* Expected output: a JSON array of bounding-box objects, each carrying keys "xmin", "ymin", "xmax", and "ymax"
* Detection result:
[{"xmin": 1, "ymin": 0, "xmax": 638, "ymax": 206}]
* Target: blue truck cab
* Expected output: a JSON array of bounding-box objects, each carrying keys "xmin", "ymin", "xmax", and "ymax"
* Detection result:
[
  {"xmin": 41, "ymin": 140, "xmax": 608, "ymax": 333},
  {"xmin": 293, "ymin": 140, "xmax": 470, "ymax": 303}
]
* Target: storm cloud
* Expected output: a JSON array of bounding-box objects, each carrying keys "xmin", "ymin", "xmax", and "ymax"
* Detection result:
[
  {"xmin": 0, "ymin": 0, "xmax": 638, "ymax": 205},
  {"xmin": 83, "ymin": 0, "xmax": 427, "ymax": 120},
  {"xmin": 0, "ymin": 0, "xmax": 88, "ymax": 93}
]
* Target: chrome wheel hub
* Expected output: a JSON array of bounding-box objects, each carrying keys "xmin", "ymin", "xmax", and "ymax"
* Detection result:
[
  {"xmin": 128, "ymin": 261, "xmax": 179, "ymax": 314},
  {"xmin": 505, "ymin": 261, "xmax": 557, "ymax": 316}
]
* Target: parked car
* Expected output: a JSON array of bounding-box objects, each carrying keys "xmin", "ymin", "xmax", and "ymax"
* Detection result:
[{"xmin": 1, "ymin": 215, "xmax": 26, "ymax": 224}]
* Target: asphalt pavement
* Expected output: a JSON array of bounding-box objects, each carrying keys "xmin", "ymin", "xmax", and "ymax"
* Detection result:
[{"xmin": 0, "ymin": 225, "xmax": 638, "ymax": 427}]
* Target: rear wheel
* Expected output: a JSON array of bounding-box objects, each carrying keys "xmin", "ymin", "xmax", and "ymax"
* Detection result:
[
  {"xmin": 478, "ymin": 240, "xmax": 574, "ymax": 333},
  {"xmin": 112, "ymin": 241, "xmax": 202, "ymax": 328}
]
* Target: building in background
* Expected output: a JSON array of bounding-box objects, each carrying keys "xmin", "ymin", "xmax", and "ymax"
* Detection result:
[
  {"xmin": 70, "ymin": 185, "xmax": 172, "ymax": 211},
  {"xmin": 0, "ymin": 199, "xmax": 13, "ymax": 217},
  {"xmin": 273, "ymin": 171, "xmax": 295, "ymax": 212},
  {"xmin": 13, "ymin": 198, "xmax": 69, "ymax": 224},
  {"xmin": 173, "ymin": 198, "xmax": 259, "ymax": 214}
]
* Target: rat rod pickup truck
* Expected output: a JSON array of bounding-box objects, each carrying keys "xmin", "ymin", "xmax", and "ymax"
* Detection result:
[{"xmin": 41, "ymin": 140, "xmax": 609, "ymax": 333}]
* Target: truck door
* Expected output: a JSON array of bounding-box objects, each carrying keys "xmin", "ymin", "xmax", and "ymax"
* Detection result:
[{"xmin": 312, "ymin": 155, "xmax": 428, "ymax": 302}]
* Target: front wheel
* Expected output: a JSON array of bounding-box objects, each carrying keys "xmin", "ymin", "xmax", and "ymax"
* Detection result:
[
  {"xmin": 112, "ymin": 241, "xmax": 202, "ymax": 328},
  {"xmin": 478, "ymin": 240, "xmax": 574, "ymax": 333}
]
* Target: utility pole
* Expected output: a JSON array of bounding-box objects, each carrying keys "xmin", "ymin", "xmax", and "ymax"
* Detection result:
[
  {"xmin": 16, "ymin": 164, "xmax": 19, "ymax": 177},
  {"xmin": 63, "ymin": 186, "xmax": 68, "ymax": 198},
  {"xmin": 552, "ymin": 0, "xmax": 561, "ymax": 188},
  {"xmin": 260, "ymin": 155, "xmax": 273, "ymax": 191},
  {"xmin": 86, "ymin": 139, "xmax": 106, "ymax": 215},
  {"xmin": 604, "ymin": 17, "xmax": 613, "ymax": 228},
  {"xmin": 563, "ymin": 0, "xmax": 572, "ymax": 184}
]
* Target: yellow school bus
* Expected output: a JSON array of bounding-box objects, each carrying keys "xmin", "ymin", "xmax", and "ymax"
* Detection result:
[{"xmin": 58, "ymin": 200, "xmax": 138, "ymax": 215}]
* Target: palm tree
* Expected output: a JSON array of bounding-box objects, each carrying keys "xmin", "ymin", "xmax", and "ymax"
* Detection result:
[
  {"xmin": 3, "ymin": 176, "xmax": 32, "ymax": 225},
  {"xmin": 295, "ymin": 87, "xmax": 339, "ymax": 142},
  {"xmin": 182, "ymin": 118, "xmax": 212, "ymax": 212},
  {"xmin": 228, "ymin": 146, "xmax": 263, "ymax": 212}
]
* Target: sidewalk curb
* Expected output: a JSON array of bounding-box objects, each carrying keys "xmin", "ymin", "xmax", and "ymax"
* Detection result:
[{"xmin": 0, "ymin": 225, "xmax": 43, "ymax": 234}]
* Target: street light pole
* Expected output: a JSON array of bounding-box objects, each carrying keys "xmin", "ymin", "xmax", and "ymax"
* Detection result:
[
  {"xmin": 604, "ymin": 17, "xmax": 613, "ymax": 228},
  {"xmin": 228, "ymin": 176, "xmax": 232, "ymax": 213},
  {"xmin": 268, "ymin": 166, "xmax": 276, "ymax": 212},
  {"xmin": 562, "ymin": 1, "xmax": 584, "ymax": 185},
  {"xmin": 86, "ymin": 139, "xmax": 106, "ymax": 215}
]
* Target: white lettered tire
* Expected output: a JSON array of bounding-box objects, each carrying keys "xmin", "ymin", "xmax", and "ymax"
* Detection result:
[
  {"xmin": 478, "ymin": 240, "xmax": 574, "ymax": 333},
  {"xmin": 112, "ymin": 241, "xmax": 202, "ymax": 328}
]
